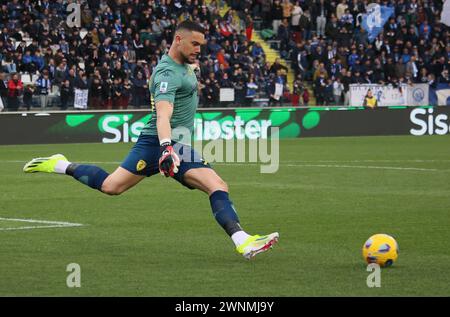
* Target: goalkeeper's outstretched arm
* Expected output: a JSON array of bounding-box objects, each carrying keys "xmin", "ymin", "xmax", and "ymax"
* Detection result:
[
  {"xmin": 156, "ymin": 100, "xmax": 173, "ymax": 143},
  {"xmin": 156, "ymin": 101, "xmax": 180, "ymax": 177}
]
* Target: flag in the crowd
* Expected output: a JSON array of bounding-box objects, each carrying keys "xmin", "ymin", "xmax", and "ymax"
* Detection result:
[
  {"xmin": 361, "ymin": 4, "xmax": 395, "ymax": 42},
  {"xmin": 429, "ymin": 84, "xmax": 450, "ymax": 106},
  {"xmin": 441, "ymin": 0, "xmax": 450, "ymax": 26}
]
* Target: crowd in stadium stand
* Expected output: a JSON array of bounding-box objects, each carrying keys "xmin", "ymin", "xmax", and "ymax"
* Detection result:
[
  {"xmin": 0, "ymin": 0, "xmax": 448, "ymax": 111},
  {"xmin": 272, "ymin": 0, "xmax": 450, "ymax": 106}
]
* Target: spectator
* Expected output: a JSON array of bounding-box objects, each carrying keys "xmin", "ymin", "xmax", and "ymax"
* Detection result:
[
  {"xmin": 277, "ymin": 19, "xmax": 290, "ymax": 53},
  {"xmin": 112, "ymin": 78, "xmax": 123, "ymax": 109},
  {"xmin": 336, "ymin": 0, "xmax": 348, "ymax": 21},
  {"xmin": 292, "ymin": 74, "xmax": 305, "ymax": 106},
  {"xmin": 22, "ymin": 50, "xmax": 35, "ymax": 73},
  {"xmin": 102, "ymin": 79, "xmax": 112, "ymax": 110},
  {"xmin": 395, "ymin": 59, "xmax": 407, "ymax": 79},
  {"xmin": 216, "ymin": 48, "xmax": 229, "ymax": 70},
  {"xmin": 220, "ymin": 72, "xmax": 233, "ymax": 88},
  {"xmin": 295, "ymin": 47, "xmax": 309, "ymax": 80},
  {"xmin": 438, "ymin": 69, "xmax": 450, "ymax": 85},
  {"xmin": 131, "ymin": 72, "xmax": 148, "ymax": 108},
  {"xmin": 202, "ymin": 78, "xmax": 218, "ymax": 107},
  {"xmin": 233, "ymin": 78, "xmax": 246, "ymax": 106},
  {"xmin": 372, "ymin": 58, "xmax": 386, "ymax": 84},
  {"xmin": 302, "ymin": 86, "xmax": 310, "ymax": 107},
  {"xmin": 355, "ymin": 27, "xmax": 368, "ymax": 47},
  {"xmin": 0, "ymin": 72, "xmax": 7, "ymax": 111},
  {"xmin": 261, "ymin": 0, "xmax": 272, "ymax": 29},
  {"xmin": 314, "ymin": 71, "xmax": 326, "ymax": 106},
  {"xmin": 67, "ymin": 68, "xmax": 77, "ymax": 89},
  {"xmin": 282, "ymin": 0, "xmax": 293, "ymax": 21},
  {"xmin": 384, "ymin": 57, "xmax": 396, "ymax": 82},
  {"xmin": 342, "ymin": 69, "xmax": 352, "ymax": 106},
  {"xmin": 363, "ymin": 89, "xmax": 378, "ymax": 109},
  {"xmin": 352, "ymin": 70, "xmax": 364, "ymax": 84},
  {"xmin": 7, "ymin": 73, "xmax": 23, "ymax": 111},
  {"xmin": 36, "ymin": 71, "xmax": 51, "ymax": 109},
  {"xmin": 418, "ymin": 67, "xmax": 429, "ymax": 84},
  {"xmin": 60, "ymin": 79, "xmax": 73, "ymax": 110},
  {"xmin": 298, "ymin": 9, "xmax": 312, "ymax": 41},
  {"xmin": 32, "ymin": 50, "xmax": 45, "ymax": 72},
  {"xmin": 406, "ymin": 55, "xmax": 419, "ymax": 81},
  {"xmin": 269, "ymin": 70, "xmax": 285, "ymax": 106},
  {"xmin": 23, "ymin": 84, "xmax": 35, "ymax": 111},
  {"xmin": 324, "ymin": 78, "xmax": 334, "ymax": 105},
  {"xmin": 291, "ymin": 2, "xmax": 302, "ymax": 42},
  {"xmin": 313, "ymin": 62, "xmax": 328, "ymax": 81},
  {"xmin": 2, "ymin": 54, "xmax": 17, "ymax": 73},
  {"xmin": 75, "ymin": 72, "xmax": 89, "ymax": 90},
  {"xmin": 340, "ymin": 9, "xmax": 354, "ymax": 28},
  {"xmin": 427, "ymin": 74, "xmax": 437, "ymax": 89},
  {"xmin": 333, "ymin": 77, "xmax": 344, "ymax": 105},
  {"xmin": 313, "ymin": 0, "xmax": 328, "ymax": 38},
  {"xmin": 88, "ymin": 76, "xmax": 103, "ymax": 109},
  {"xmin": 245, "ymin": 75, "xmax": 258, "ymax": 107},
  {"xmin": 328, "ymin": 58, "xmax": 342, "ymax": 79},
  {"xmin": 272, "ymin": 0, "xmax": 283, "ymax": 35},
  {"xmin": 251, "ymin": 42, "xmax": 265, "ymax": 64},
  {"xmin": 270, "ymin": 58, "xmax": 288, "ymax": 76},
  {"xmin": 53, "ymin": 61, "xmax": 68, "ymax": 87},
  {"xmin": 326, "ymin": 15, "xmax": 340, "ymax": 40},
  {"xmin": 122, "ymin": 78, "xmax": 132, "ymax": 109},
  {"xmin": 347, "ymin": 48, "xmax": 359, "ymax": 69}
]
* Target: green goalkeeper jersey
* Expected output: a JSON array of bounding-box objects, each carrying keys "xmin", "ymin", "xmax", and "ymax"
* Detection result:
[{"xmin": 142, "ymin": 54, "xmax": 199, "ymax": 142}]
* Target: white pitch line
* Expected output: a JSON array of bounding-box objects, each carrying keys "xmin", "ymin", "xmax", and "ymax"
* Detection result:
[
  {"xmin": 0, "ymin": 160, "xmax": 444, "ymax": 172},
  {"xmin": 3, "ymin": 159, "xmax": 450, "ymax": 163},
  {"xmin": 283, "ymin": 159, "xmax": 450, "ymax": 163},
  {"xmin": 1, "ymin": 160, "xmax": 123, "ymax": 165},
  {"xmin": 215, "ymin": 163, "xmax": 439, "ymax": 171},
  {"xmin": 0, "ymin": 217, "xmax": 84, "ymax": 232},
  {"xmin": 283, "ymin": 164, "xmax": 438, "ymax": 172},
  {"xmin": 3, "ymin": 159, "xmax": 450, "ymax": 164},
  {"xmin": 0, "ymin": 225, "xmax": 82, "ymax": 231}
]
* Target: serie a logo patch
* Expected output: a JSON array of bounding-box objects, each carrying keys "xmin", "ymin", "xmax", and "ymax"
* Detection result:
[
  {"xmin": 160, "ymin": 82, "xmax": 168, "ymax": 93},
  {"xmin": 136, "ymin": 160, "xmax": 147, "ymax": 171}
]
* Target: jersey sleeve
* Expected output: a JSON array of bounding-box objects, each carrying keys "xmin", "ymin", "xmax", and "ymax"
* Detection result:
[{"xmin": 153, "ymin": 69, "xmax": 182, "ymax": 105}]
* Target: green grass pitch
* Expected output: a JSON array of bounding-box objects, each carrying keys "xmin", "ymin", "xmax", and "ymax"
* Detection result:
[{"xmin": 0, "ymin": 135, "xmax": 449, "ymax": 296}]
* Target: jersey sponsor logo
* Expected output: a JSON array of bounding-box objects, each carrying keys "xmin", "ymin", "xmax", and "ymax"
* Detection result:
[
  {"xmin": 160, "ymin": 82, "xmax": 168, "ymax": 93},
  {"xmin": 136, "ymin": 159, "xmax": 147, "ymax": 171}
]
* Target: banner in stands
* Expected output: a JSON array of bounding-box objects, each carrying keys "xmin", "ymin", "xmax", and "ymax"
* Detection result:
[
  {"xmin": 429, "ymin": 83, "xmax": 450, "ymax": 106},
  {"xmin": 74, "ymin": 89, "xmax": 89, "ymax": 109},
  {"xmin": 0, "ymin": 106, "xmax": 449, "ymax": 145},
  {"xmin": 349, "ymin": 84, "xmax": 429, "ymax": 107},
  {"xmin": 361, "ymin": 4, "xmax": 395, "ymax": 42},
  {"xmin": 441, "ymin": 0, "xmax": 450, "ymax": 27},
  {"xmin": 407, "ymin": 84, "xmax": 430, "ymax": 106},
  {"xmin": 219, "ymin": 88, "xmax": 234, "ymax": 102}
]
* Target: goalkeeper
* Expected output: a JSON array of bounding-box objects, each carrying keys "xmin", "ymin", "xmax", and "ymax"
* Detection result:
[{"xmin": 23, "ymin": 21, "xmax": 278, "ymax": 260}]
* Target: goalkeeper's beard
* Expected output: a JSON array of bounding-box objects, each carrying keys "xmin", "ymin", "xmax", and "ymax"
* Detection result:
[{"xmin": 180, "ymin": 51, "xmax": 196, "ymax": 64}]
